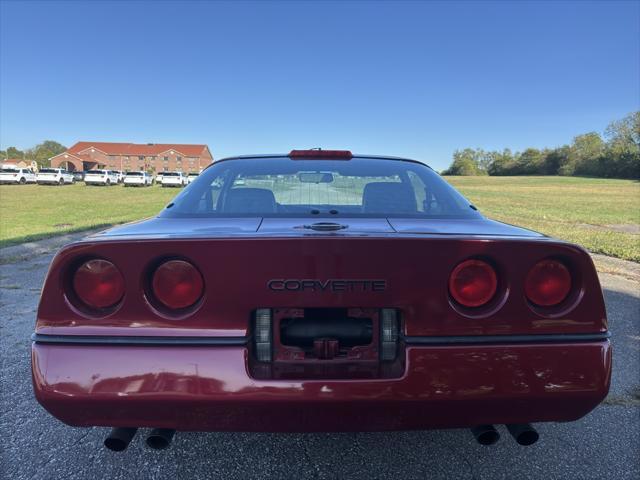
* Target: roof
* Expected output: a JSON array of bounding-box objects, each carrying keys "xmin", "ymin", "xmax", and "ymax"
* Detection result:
[
  {"xmin": 2, "ymin": 158, "xmax": 24, "ymax": 164},
  {"xmin": 66, "ymin": 142, "xmax": 209, "ymax": 157}
]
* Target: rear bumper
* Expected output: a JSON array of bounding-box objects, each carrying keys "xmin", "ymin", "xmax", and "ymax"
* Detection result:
[{"xmin": 31, "ymin": 339, "xmax": 611, "ymax": 432}]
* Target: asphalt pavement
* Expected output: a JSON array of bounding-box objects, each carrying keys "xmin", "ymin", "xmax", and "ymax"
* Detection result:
[{"xmin": 1, "ymin": 233, "xmax": 638, "ymax": 479}]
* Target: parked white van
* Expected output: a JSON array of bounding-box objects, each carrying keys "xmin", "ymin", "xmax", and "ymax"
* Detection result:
[
  {"xmin": 124, "ymin": 171, "xmax": 153, "ymax": 187},
  {"xmin": 0, "ymin": 167, "xmax": 37, "ymax": 184},
  {"xmin": 36, "ymin": 168, "xmax": 75, "ymax": 185},
  {"xmin": 84, "ymin": 169, "xmax": 119, "ymax": 186},
  {"xmin": 161, "ymin": 171, "xmax": 187, "ymax": 187}
]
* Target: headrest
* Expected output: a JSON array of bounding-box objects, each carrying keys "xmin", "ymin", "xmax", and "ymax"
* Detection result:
[
  {"xmin": 224, "ymin": 188, "xmax": 277, "ymax": 214},
  {"xmin": 362, "ymin": 182, "xmax": 417, "ymax": 214}
]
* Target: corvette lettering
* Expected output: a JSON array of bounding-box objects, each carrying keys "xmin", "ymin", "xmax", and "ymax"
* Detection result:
[{"xmin": 267, "ymin": 279, "xmax": 387, "ymax": 292}]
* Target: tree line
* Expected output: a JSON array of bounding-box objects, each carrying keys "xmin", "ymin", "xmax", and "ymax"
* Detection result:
[
  {"xmin": 442, "ymin": 111, "xmax": 639, "ymax": 179},
  {"xmin": 0, "ymin": 140, "xmax": 67, "ymax": 167}
]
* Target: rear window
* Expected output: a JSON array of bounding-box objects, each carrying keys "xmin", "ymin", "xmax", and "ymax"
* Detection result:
[
  {"xmin": 163, "ymin": 172, "xmax": 180, "ymax": 177},
  {"xmin": 1, "ymin": 168, "xmax": 18, "ymax": 173},
  {"xmin": 39, "ymin": 168, "xmax": 59, "ymax": 173},
  {"xmin": 87, "ymin": 170, "xmax": 105, "ymax": 174},
  {"xmin": 126, "ymin": 172, "xmax": 143, "ymax": 176},
  {"xmin": 162, "ymin": 156, "xmax": 479, "ymax": 219}
]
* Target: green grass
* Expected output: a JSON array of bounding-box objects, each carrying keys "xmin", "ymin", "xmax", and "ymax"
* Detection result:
[
  {"xmin": 446, "ymin": 176, "xmax": 640, "ymax": 262},
  {"xmin": 0, "ymin": 184, "xmax": 176, "ymax": 247},
  {"xmin": 0, "ymin": 177, "xmax": 638, "ymax": 262}
]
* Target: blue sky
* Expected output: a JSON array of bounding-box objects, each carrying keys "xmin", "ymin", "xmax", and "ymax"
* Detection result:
[{"xmin": 1, "ymin": 0, "xmax": 638, "ymax": 170}]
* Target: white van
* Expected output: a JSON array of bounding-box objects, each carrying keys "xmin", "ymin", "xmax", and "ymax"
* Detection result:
[
  {"xmin": 84, "ymin": 170, "xmax": 119, "ymax": 186},
  {"xmin": 0, "ymin": 167, "xmax": 37, "ymax": 184},
  {"xmin": 161, "ymin": 171, "xmax": 187, "ymax": 187},
  {"xmin": 36, "ymin": 168, "xmax": 75, "ymax": 185},
  {"xmin": 124, "ymin": 171, "xmax": 153, "ymax": 187}
]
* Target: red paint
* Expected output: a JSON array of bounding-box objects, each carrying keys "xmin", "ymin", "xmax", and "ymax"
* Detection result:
[
  {"xmin": 32, "ymin": 215, "xmax": 611, "ymax": 431},
  {"xmin": 35, "ymin": 236, "xmax": 607, "ymax": 336},
  {"xmin": 32, "ymin": 342, "xmax": 611, "ymax": 431}
]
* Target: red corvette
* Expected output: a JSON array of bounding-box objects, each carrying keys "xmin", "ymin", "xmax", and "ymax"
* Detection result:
[{"xmin": 32, "ymin": 150, "xmax": 611, "ymax": 451}]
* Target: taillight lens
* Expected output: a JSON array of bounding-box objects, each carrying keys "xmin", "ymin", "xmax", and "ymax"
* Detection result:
[
  {"xmin": 525, "ymin": 259, "xmax": 572, "ymax": 307},
  {"xmin": 449, "ymin": 259, "xmax": 498, "ymax": 307},
  {"xmin": 151, "ymin": 260, "xmax": 204, "ymax": 309},
  {"xmin": 73, "ymin": 259, "xmax": 125, "ymax": 309}
]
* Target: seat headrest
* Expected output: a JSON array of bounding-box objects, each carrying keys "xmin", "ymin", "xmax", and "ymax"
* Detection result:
[
  {"xmin": 223, "ymin": 188, "xmax": 277, "ymax": 214},
  {"xmin": 362, "ymin": 182, "xmax": 417, "ymax": 214}
]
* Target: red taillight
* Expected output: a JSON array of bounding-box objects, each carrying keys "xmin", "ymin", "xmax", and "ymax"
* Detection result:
[
  {"xmin": 151, "ymin": 260, "xmax": 204, "ymax": 309},
  {"xmin": 449, "ymin": 259, "xmax": 498, "ymax": 307},
  {"xmin": 289, "ymin": 149, "xmax": 353, "ymax": 159},
  {"xmin": 525, "ymin": 259, "xmax": 572, "ymax": 307},
  {"xmin": 73, "ymin": 259, "xmax": 125, "ymax": 309}
]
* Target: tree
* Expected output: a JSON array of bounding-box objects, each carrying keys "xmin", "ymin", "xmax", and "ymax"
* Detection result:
[
  {"xmin": 4, "ymin": 146, "xmax": 24, "ymax": 159},
  {"xmin": 443, "ymin": 149, "xmax": 486, "ymax": 175},
  {"xmin": 605, "ymin": 111, "xmax": 640, "ymax": 149},
  {"xmin": 25, "ymin": 140, "xmax": 66, "ymax": 167},
  {"xmin": 487, "ymin": 149, "xmax": 515, "ymax": 175},
  {"xmin": 512, "ymin": 148, "xmax": 544, "ymax": 175},
  {"xmin": 571, "ymin": 132, "xmax": 605, "ymax": 176},
  {"xmin": 544, "ymin": 146, "xmax": 570, "ymax": 175}
]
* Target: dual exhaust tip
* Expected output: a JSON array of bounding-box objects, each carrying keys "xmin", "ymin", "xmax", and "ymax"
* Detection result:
[
  {"xmin": 105, "ymin": 423, "xmax": 537, "ymax": 451},
  {"xmin": 104, "ymin": 427, "xmax": 176, "ymax": 452},
  {"xmin": 471, "ymin": 423, "xmax": 539, "ymax": 446}
]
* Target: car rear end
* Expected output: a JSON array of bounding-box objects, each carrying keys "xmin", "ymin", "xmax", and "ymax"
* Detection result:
[
  {"xmin": 84, "ymin": 170, "xmax": 109, "ymax": 186},
  {"xmin": 32, "ymin": 152, "xmax": 610, "ymax": 448},
  {"xmin": 161, "ymin": 172, "xmax": 183, "ymax": 187},
  {"xmin": 0, "ymin": 167, "xmax": 22, "ymax": 184},
  {"xmin": 124, "ymin": 172, "xmax": 145, "ymax": 186},
  {"xmin": 36, "ymin": 168, "xmax": 61, "ymax": 184}
]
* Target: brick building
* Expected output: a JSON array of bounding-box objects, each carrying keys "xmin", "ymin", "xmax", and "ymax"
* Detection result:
[{"xmin": 50, "ymin": 141, "xmax": 213, "ymax": 173}]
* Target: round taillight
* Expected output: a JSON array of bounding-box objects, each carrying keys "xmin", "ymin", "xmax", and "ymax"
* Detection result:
[
  {"xmin": 73, "ymin": 259, "xmax": 125, "ymax": 309},
  {"xmin": 151, "ymin": 260, "xmax": 204, "ymax": 310},
  {"xmin": 449, "ymin": 259, "xmax": 498, "ymax": 308},
  {"xmin": 525, "ymin": 259, "xmax": 572, "ymax": 307}
]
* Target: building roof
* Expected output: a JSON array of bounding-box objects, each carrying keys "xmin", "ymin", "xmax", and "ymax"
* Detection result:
[
  {"xmin": 66, "ymin": 142, "xmax": 210, "ymax": 157},
  {"xmin": 2, "ymin": 158, "xmax": 24, "ymax": 164}
]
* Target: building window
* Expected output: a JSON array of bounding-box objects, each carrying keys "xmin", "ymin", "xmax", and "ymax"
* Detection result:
[
  {"xmin": 163, "ymin": 156, "xmax": 169, "ymax": 162},
  {"xmin": 138, "ymin": 156, "xmax": 144, "ymax": 161},
  {"xmin": 177, "ymin": 156, "xmax": 182, "ymax": 162}
]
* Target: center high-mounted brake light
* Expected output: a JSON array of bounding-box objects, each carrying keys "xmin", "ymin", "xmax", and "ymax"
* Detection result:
[
  {"xmin": 448, "ymin": 259, "xmax": 498, "ymax": 308},
  {"xmin": 289, "ymin": 149, "xmax": 353, "ymax": 160}
]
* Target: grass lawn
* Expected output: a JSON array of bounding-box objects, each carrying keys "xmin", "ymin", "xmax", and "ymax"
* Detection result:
[
  {"xmin": 446, "ymin": 176, "xmax": 640, "ymax": 262},
  {"xmin": 0, "ymin": 183, "xmax": 176, "ymax": 247},
  {"xmin": 0, "ymin": 177, "xmax": 638, "ymax": 262}
]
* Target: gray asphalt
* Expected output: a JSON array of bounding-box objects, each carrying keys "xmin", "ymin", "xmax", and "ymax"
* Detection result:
[{"xmin": 1, "ymin": 234, "xmax": 639, "ymax": 479}]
